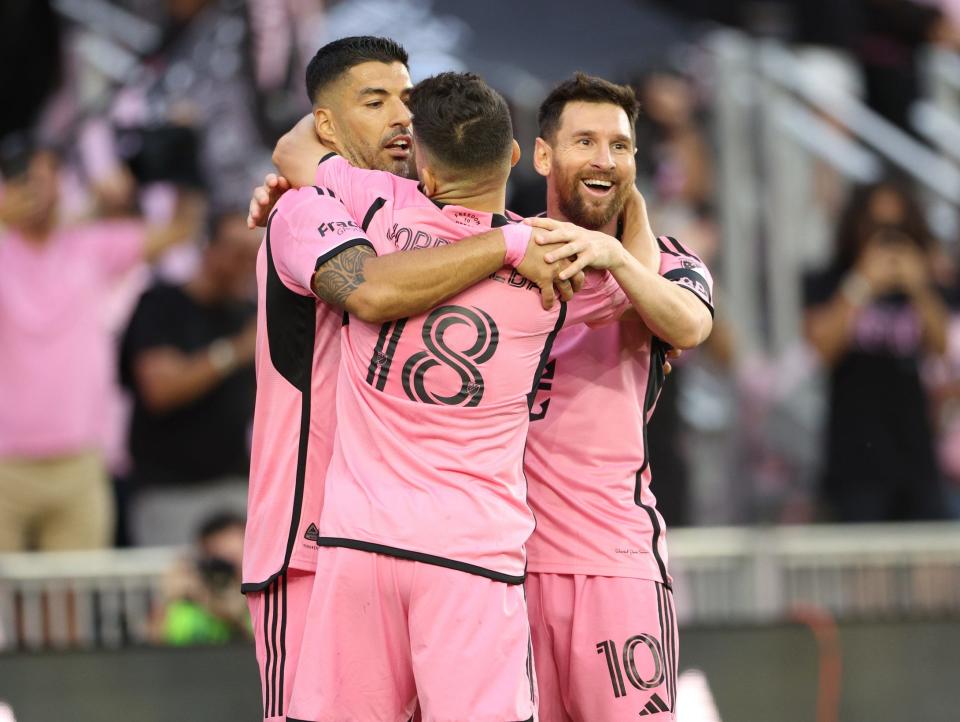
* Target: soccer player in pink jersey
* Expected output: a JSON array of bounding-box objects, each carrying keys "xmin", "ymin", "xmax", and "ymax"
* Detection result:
[
  {"xmin": 243, "ymin": 37, "xmax": 577, "ymax": 721},
  {"xmin": 521, "ymin": 75, "xmax": 715, "ymax": 722},
  {"xmin": 278, "ymin": 71, "xmax": 684, "ymax": 722}
]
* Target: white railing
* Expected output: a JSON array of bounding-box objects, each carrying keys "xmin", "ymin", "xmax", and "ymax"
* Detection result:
[
  {"xmin": 670, "ymin": 522, "xmax": 960, "ymax": 624},
  {"xmin": 0, "ymin": 546, "xmax": 178, "ymax": 651},
  {"xmin": 2, "ymin": 524, "xmax": 959, "ymax": 650}
]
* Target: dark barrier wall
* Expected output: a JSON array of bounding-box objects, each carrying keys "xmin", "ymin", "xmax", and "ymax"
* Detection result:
[{"xmin": 0, "ymin": 620, "xmax": 956, "ymax": 722}]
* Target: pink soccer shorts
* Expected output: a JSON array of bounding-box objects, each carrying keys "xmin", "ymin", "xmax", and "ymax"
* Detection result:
[
  {"xmin": 526, "ymin": 572, "xmax": 678, "ymax": 721},
  {"xmin": 287, "ymin": 546, "xmax": 536, "ymax": 722},
  {"xmin": 247, "ymin": 568, "xmax": 314, "ymax": 720}
]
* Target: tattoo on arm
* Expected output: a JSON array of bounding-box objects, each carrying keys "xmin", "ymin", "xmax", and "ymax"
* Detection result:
[{"xmin": 311, "ymin": 244, "xmax": 376, "ymax": 307}]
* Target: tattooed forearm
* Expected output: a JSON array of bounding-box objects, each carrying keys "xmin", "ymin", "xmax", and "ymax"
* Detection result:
[{"xmin": 311, "ymin": 244, "xmax": 377, "ymax": 308}]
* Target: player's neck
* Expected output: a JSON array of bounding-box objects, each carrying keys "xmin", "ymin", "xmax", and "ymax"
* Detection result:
[{"xmin": 429, "ymin": 179, "xmax": 506, "ymax": 215}]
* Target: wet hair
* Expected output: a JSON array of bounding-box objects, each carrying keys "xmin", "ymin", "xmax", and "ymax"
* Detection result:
[
  {"xmin": 831, "ymin": 176, "xmax": 933, "ymax": 273},
  {"xmin": 406, "ymin": 71, "xmax": 513, "ymax": 172},
  {"xmin": 305, "ymin": 35, "xmax": 409, "ymax": 104},
  {"xmin": 538, "ymin": 72, "xmax": 640, "ymax": 142}
]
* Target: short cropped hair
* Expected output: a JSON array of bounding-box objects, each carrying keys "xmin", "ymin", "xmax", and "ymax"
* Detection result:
[
  {"xmin": 537, "ymin": 72, "xmax": 640, "ymax": 142},
  {"xmin": 406, "ymin": 72, "xmax": 513, "ymax": 172},
  {"xmin": 197, "ymin": 511, "xmax": 245, "ymax": 542},
  {"xmin": 305, "ymin": 36, "xmax": 409, "ymax": 104}
]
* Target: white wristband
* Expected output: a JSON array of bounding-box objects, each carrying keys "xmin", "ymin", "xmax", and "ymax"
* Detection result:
[{"xmin": 501, "ymin": 223, "xmax": 532, "ymax": 267}]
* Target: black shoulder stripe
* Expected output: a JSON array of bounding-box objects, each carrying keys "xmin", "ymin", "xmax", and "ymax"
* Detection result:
[
  {"xmin": 666, "ymin": 235, "xmax": 698, "ymax": 259},
  {"xmin": 318, "ymin": 151, "xmax": 338, "ymax": 165},
  {"xmin": 361, "ymin": 197, "xmax": 387, "ymax": 232},
  {"xmin": 325, "ymin": 187, "xmax": 336, "ymax": 199},
  {"xmin": 657, "ymin": 238, "xmax": 679, "ymax": 256},
  {"xmin": 313, "ymin": 186, "xmax": 325, "ymax": 196}
]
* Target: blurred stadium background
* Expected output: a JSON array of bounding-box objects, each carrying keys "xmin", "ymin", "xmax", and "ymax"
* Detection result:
[{"xmin": 2, "ymin": 0, "xmax": 960, "ymax": 720}]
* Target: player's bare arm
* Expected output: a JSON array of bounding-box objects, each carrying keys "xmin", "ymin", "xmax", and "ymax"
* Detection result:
[
  {"xmin": 250, "ymin": 157, "xmax": 581, "ymax": 311},
  {"xmin": 309, "ymin": 226, "xmax": 577, "ymax": 322},
  {"xmin": 616, "ymin": 188, "xmax": 689, "ymax": 365},
  {"xmin": 527, "ymin": 216, "xmax": 712, "ymax": 349},
  {"xmin": 311, "ymin": 244, "xmax": 376, "ymax": 307},
  {"xmin": 619, "ymin": 186, "xmax": 660, "ymax": 272},
  {"xmin": 271, "ymin": 113, "xmax": 327, "ymax": 192}
]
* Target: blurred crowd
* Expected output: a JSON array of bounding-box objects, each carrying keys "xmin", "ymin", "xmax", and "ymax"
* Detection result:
[{"xmin": 2, "ymin": 0, "xmax": 960, "ymax": 642}]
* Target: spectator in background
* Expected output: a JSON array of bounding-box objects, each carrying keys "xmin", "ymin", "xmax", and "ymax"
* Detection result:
[
  {"xmin": 804, "ymin": 178, "xmax": 950, "ymax": 521},
  {"xmin": 635, "ymin": 69, "xmax": 713, "ymax": 222},
  {"xmin": 153, "ymin": 511, "xmax": 249, "ymax": 645},
  {"xmin": 0, "ymin": 141, "xmax": 201, "ymax": 552},
  {"xmin": 119, "ymin": 211, "xmax": 258, "ymax": 547}
]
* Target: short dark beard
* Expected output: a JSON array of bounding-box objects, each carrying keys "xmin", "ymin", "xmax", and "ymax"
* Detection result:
[
  {"xmin": 556, "ymin": 172, "xmax": 630, "ymax": 230},
  {"xmin": 378, "ymin": 155, "xmax": 417, "ymax": 180},
  {"xmin": 339, "ymin": 136, "xmax": 416, "ymax": 179}
]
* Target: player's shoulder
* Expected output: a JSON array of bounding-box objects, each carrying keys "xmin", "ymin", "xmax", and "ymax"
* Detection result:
[
  {"xmin": 319, "ymin": 153, "xmax": 404, "ymax": 194},
  {"xmin": 657, "ymin": 235, "xmax": 705, "ymax": 265},
  {"xmin": 272, "ymin": 186, "xmax": 331, "ymax": 218}
]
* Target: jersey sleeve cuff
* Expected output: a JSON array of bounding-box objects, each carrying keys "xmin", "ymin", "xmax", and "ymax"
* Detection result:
[{"xmin": 314, "ymin": 238, "xmax": 376, "ymax": 271}]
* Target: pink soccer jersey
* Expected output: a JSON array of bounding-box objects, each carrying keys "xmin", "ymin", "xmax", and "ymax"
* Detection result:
[
  {"xmin": 310, "ymin": 154, "xmax": 630, "ymax": 582},
  {"xmin": 242, "ymin": 186, "xmax": 380, "ymax": 591},
  {"xmin": 524, "ymin": 237, "xmax": 714, "ymax": 584}
]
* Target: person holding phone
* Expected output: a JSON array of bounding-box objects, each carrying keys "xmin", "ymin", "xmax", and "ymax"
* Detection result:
[{"xmin": 804, "ymin": 178, "xmax": 950, "ymax": 522}]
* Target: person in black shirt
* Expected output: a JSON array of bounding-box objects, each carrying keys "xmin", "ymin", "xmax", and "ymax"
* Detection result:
[
  {"xmin": 804, "ymin": 178, "xmax": 950, "ymax": 522},
  {"xmin": 120, "ymin": 211, "xmax": 259, "ymax": 545}
]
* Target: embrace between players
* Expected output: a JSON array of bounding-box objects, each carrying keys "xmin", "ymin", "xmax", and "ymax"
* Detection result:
[{"xmin": 242, "ymin": 36, "xmax": 714, "ymax": 722}]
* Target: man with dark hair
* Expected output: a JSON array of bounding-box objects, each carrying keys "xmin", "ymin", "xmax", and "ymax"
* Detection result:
[
  {"xmin": 241, "ymin": 38, "xmax": 579, "ymax": 722},
  {"xmin": 155, "ymin": 511, "xmax": 248, "ymax": 646},
  {"xmin": 521, "ymin": 74, "xmax": 714, "ymax": 722},
  {"xmin": 536, "ymin": 72, "xmax": 643, "ymax": 231},
  {"xmin": 304, "ymin": 35, "xmax": 415, "ymax": 178},
  {"xmin": 405, "ymin": 71, "xmax": 514, "ymax": 170}
]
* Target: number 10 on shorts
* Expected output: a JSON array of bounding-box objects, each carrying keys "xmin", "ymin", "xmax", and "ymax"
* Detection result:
[{"xmin": 596, "ymin": 635, "xmax": 665, "ymax": 698}]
